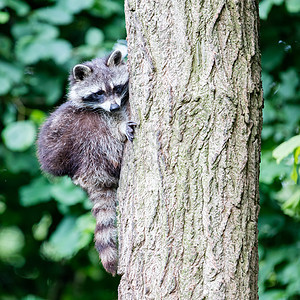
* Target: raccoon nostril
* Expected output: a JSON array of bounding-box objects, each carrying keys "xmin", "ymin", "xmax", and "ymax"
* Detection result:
[{"xmin": 110, "ymin": 104, "xmax": 120, "ymax": 112}]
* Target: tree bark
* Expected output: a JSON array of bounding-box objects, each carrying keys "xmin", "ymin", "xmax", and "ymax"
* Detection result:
[{"xmin": 118, "ymin": 0, "xmax": 262, "ymax": 299}]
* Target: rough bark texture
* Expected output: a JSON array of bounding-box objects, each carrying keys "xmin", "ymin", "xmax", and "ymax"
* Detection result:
[{"xmin": 118, "ymin": 0, "xmax": 263, "ymax": 299}]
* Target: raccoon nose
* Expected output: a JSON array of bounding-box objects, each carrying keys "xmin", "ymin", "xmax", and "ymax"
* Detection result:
[{"xmin": 110, "ymin": 104, "xmax": 120, "ymax": 112}]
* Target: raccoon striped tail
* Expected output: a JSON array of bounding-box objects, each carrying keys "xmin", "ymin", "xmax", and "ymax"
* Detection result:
[{"xmin": 89, "ymin": 187, "xmax": 118, "ymax": 276}]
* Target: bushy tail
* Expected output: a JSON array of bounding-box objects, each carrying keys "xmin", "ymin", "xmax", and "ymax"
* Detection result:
[{"xmin": 88, "ymin": 187, "xmax": 118, "ymax": 276}]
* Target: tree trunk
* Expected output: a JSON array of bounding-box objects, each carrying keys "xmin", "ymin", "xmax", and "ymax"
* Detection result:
[{"xmin": 118, "ymin": 0, "xmax": 262, "ymax": 299}]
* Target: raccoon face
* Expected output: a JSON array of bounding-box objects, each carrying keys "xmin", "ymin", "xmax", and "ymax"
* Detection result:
[{"xmin": 68, "ymin": 50, "xmax": 129, "ymax": 112}]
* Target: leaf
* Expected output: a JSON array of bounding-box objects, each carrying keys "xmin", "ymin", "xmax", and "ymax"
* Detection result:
[
  {"xmin": 0, "ymin": 34, "xmax": 12, "ymax": 59},
  {"xmin": 76, "ymin": 213, "xmax": 96, "ymax": 234},
  {"xmin": 0, "ymin": 11, "xmax": 9, "ymax": 24},
  {"xmin": 50, "ymin": 177, "xmax": 87, "ymax": 206},
  {"xmin": 0, "ymin": 61, "xmax": 23, "ymax": 95},
  {"xmin": 259, "ymin": 0, "xmax": 273, "ymax": 20},
  {"xmin": 58, "ymin": 0, "xmax": 94, "ymax": 13},
  {"xmin": 2, "ymin": 120, "xmax": 36, "ymax": 152},
  {"xmin": 286, "ymin": 0, "xmax": 300, "ymax": 13},
  {"xmin": 47, "ymin": 40, "xmax": 72, "ymax": 64},
  {"xmin": 0, "ymin": 60, "xmax": 23, "ymax": 84},
  {"xmin": 41, "ymin": 217, "xmax": 82, "ymax": 260},
  {"xmin": 0, "ymin": 227, "xmax": 25, "ymax": 258},
  {"xmin": 41, "ymin": 213, "xmax": 94, "ymax": 262},
  {"xmin": 258, "ymin": 212, "xmax": 285, "ymax": 238},
  {"xmin": 90, "ymin": 0, "xmax": 123, "ymax": 18},
  {"xmin": 259, "ymin": 290, "xmax": 287, "ymax": 300},
  {"xmin": 0, "ymin": 77, "xmax": 11, "ymax": 95},
  {"xmin": 291, "ymin": 164, "xmax": 298, "ymax": 183},
  {"xmin": 282, "ymin": 105, "xmax": 300, "ymax": 127},
  {"xmin": 0, "ymin": 226, "xmax": 25, "ymax": 266},
  {"xmin": 16, "ymin": 37, "xmax": 72, "ymax": 65},
  {"xmin": 85, "ymin": 28, "xmax": 104, "ymax": 46},
  {"xmin": 295, "ymin": 147, "xmax": 300, "ymax": 164},
  {"xmin": 1, "ymin": 103, "xmax": 16, "ymax": 126},
  {"xmin": 260, "ymin": 151, "xmax": 290, "ymax": 184},
  {"xmin": 32, "ymin": 214, "xmax": 52, "ymax": 241},
  {"xmin": 2, "ymin": 0, "xmax": 29, "ymax": 16},
  {"xmin": 275, "ymin": 183, "xmax": 300, "ymax": 219},
  {"xmin": 0, "ymin": 200, "xmax": 6, "ymax": 214},
  {"xmin": 33, "ymin": 73, "xmax": 64, "ymax": 105},
  {"xmin": 273, "ymin": 135, "xmax": 300, "ymax": 163},
  {"xmin": 12, "ymin": 22, "xmax": 58, "ymax": 40},
  {"xmin": 290, "ymin": 147, "xmax": 300, "ymax": 183},
  {"xmin": 4, "ymin": 148, "xmax": 40, "ymax": 175},
  {"xmin": 76, "ymin": 213, "xmax": 95, "ymax": 248},
  {"xmin": 278, "ymin": 68, "xmax": 299, "ymax": 100},
  {"xmin": 19, "ymin": 177, "xmax": 53, "ymax": 206},
  {"xmin": 34, "ymin": 7, "xmax": 73, "ymax": 25},
  {"xmin": 281, "ymin": 189, "xmax": 300, "ymax": 219},
  {"xmin": 259, "ymin": 247, "xmax": 290, "ymax": 286},
  {"xmin": 277, "ymin": 259, "xmax": 300, "ymax": 286},
  {"xmin": 29, "ymin": 110, "xmax": 47, "ymax": 126},
  {"xmin": 259, "ymin": 0, "xmax": 285, "ymax": 20},
  {"xmin": 15, "ymin": 36, "xmax": 42, "ymax": 64}
]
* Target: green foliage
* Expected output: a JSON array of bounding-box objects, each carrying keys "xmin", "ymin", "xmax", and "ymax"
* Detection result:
[
  {"xmin": 0, "ymin": 0, "xmax": 124, "ymax": 299},
  {"xmin": 0, "ymin": 0, "xmax": 299, "ymax": 298},
  {"xmin": 273, "ymin": 135, "xmax": 300, "ymax": 164},
  {"xmin": 2, "ymin": 121, "xmax": 36, "ymax": 152},
  {"xmin": 0, "ymin": 227, "xmax": 25, "ymax": 267},
  {"xmin": 271, "ymin": 135, "xmax": 300, "ymax": 219},
  {"xmin": 259, "ymin": 0, "xmax": 300, "ymax": 298},
  {"xmin": 41, "ymin": 214, "xmax": 95, "ymax": 261}
]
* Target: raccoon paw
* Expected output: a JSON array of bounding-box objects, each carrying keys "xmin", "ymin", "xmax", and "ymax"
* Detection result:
[{"xmin": 126, "ymin": 121, "xmax": 137, "ymax": 142}]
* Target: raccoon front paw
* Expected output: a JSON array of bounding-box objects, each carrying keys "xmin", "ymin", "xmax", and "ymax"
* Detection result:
[{"xmin": 126, "ymin": 121, "xmax": 137, "ymax": 142}]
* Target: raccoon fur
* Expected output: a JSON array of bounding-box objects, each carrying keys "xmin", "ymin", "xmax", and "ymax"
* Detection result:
[{"xmin": 37, "ymin": 50, "xmax": 136, "ymax": 275}]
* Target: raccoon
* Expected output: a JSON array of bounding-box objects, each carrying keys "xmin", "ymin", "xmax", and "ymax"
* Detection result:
[{"xmin": 37, "ymin": 50, "xmax": 136, "ymax": 275}]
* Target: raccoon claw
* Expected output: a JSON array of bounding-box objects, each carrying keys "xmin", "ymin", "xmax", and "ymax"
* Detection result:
[{"xmin": 126, "ymin": 121, "xmax": 137, "ymax": 142}]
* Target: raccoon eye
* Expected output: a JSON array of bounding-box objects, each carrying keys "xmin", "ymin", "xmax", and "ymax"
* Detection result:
[
  {"xmin": 96, "ymin": 90, "xmax": 105, "ymax": 96},
  {"xmin": 113, "ymin": 85, "xmax": 124, "ymax": 94}
]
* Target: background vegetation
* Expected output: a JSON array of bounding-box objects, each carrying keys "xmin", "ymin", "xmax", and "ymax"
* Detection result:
[{"xmin": 0, "ymin": 0, "xmax": 299, "ymax": 299}]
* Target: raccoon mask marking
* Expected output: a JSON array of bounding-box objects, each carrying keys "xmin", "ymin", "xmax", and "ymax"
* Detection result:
[
  {"xmin": 68, "ymin": 50, "xmax": 129, "ymax": 114},
  {"xmin": 37, "ymin": 50, "xmax": 136, "ymax": 275}
]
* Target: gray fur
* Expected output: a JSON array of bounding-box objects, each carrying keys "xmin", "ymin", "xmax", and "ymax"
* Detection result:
[{"xmin": 37, "ymin": 51, "xmax": 136, "ymax": 275}]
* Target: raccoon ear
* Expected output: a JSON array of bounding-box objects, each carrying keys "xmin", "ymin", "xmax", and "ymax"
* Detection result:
[
  {"xmin": 107, "ymin": 50, "xmax": 123, "ymax": 67},
  {"xmin": 72, "ymin": 64, "xmax": 92, "ymax": 81}
]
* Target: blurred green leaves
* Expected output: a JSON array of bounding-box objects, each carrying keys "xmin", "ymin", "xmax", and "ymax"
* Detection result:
[
  {"xmin": 2, "ymin": 121, "xmax": 36, "ymax": 152},
  {"xmin": 259, "ymin": 0, "xmax": 300, "ymax": 19},
  {"xmin": 34, "ymin": 7, "xmax": 74, "ymax": 25},
  {"xmin": 15, "ymin": 23, "xmax": 72, "ymax": 65},
  {"xmin": 259, "ymin": 0, "xmax": 300, "ymax": 298},
  {"xmin": 0, "ymin": 11, "xmax": 9, "ymax": 23},
  {"xmin": 86, "ymin": 28, "xmax": 105, "ymax": 46},
  {"xmin": 19, "ymin": 176, "xmax": 87, "ymax": 207},
  {"xmin": 0, "ymin": 0, "xmax": 30, "ymax": 16},
  {"xmin": 0, "ymin": 61, "xmax": 23, "ymax": 95},
  {"xmin": 41, "ymin": 214, "xmax": 94, "ymax": 261},
  {"xmin": 271, "ymin": 135, "xmax": 300, "ymax": 219},
  {"xmin": 273, "ymin": 135, "xmax": 300, "ymax": 164},
  {"xmin": 19, "ymin": 177, "xmax": 53, "ymax": 207},
  {"xmin": 0, "ymin": 227, "xmax": 25, "ymax": 267},
  {"xmin": 0, "ymin": 0, "xmax": 124, "ymax": 298},
  {"xmin": 286, "ymin": 0, "xmax": 300, "ymax": 12},
  {"xmin": 32, "ymin": 214, "xmax": 52, "ymax": 241}
]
